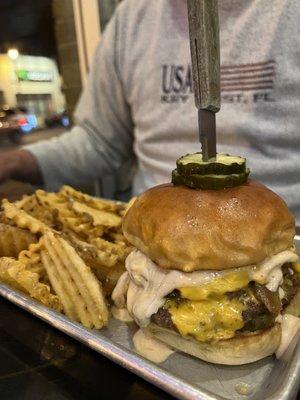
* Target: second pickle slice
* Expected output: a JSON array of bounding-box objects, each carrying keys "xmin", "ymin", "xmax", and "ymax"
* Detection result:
[{"xmin": 172, "ymin": 169, "xmax": 250, "ymax": 190}]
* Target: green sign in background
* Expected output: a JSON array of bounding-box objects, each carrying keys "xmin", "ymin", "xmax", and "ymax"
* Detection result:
[
  {"xmin": 16, "ymin": 69, "xmax": 29, "ymax": 81},
  {"xmin": 15, "ymin": 69, "xmax": 53, "ymax": 82}
]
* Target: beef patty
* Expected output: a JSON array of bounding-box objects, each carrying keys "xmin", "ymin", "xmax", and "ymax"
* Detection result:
[{"xmin": 151, "ymin": 263, "xmax": 299, "ymax": 334}]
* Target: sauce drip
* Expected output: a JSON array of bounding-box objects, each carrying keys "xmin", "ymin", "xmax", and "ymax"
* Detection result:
[
  {"xmin": 111, "ymin": 305, "xmax": 134, "ymax": 322},
  {"xmin": 275, "ymin": 314, "xmax": 300, "ymax": 358},
  {"xmin": 133, "ymin": 329, "xmax": 174, "ymax": 363}
]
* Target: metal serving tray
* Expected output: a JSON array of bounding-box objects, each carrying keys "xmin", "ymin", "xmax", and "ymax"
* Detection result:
[{"xmin": 0, "ymin": 237, "xmax": 299, "ymax": 400}]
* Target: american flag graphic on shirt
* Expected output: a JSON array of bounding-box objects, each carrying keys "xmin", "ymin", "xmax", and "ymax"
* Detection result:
[
  {"xmin": 221, "ymin": 60, "xmax": 275, "ymax": 92},
  {"xmin": 160, "ymin": 60, "xmax": 276, "ymax": 104}
]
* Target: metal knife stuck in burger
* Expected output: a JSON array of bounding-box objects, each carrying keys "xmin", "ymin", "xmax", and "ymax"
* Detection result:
[{"xmin": 112, "ymin": 154, "xmax": 300, "ymax": 365}]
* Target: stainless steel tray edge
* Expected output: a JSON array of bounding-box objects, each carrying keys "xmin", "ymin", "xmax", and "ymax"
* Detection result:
[
  {"xmin": 1, "ymin": 282, "xmax": 299, "ymax": 400},
  {"xmin": 0, "ymin": 234, "xmax": 299, "ymax": 400},
  {"xmin": 0, "ymin": 282, "xmax": 221, "ymax": 400}
]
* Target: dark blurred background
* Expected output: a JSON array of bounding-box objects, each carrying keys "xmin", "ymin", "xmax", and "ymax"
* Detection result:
[
  {"xmin": 0, "ymin": 0, "xmax": 121, "ymax": 200},
  {"xmin": 0, "ymin": 0, "xmax": 56, "ymax": 57}
]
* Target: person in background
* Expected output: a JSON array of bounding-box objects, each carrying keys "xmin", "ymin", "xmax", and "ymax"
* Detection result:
[{"xmin": 0, "ymin": 0, "xmax": 299, "ymax": 223}]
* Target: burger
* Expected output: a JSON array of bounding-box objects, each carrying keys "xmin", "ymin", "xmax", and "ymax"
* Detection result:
[{"xmin": 112, "ymin": 157, "xmax": 300, "ymax": 365}]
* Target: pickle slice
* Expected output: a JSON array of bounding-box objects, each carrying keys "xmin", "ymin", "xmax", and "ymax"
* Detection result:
[
  {"xmin": 172, "ymin": 169, "xmax": 185, "ymax": 185},
  {"xmin": 177, "ymin": 153, "xmax": 246, "ymax": 176},
  {"xmin": 172, "ymin": 169, "xmax": 250, "ymax": 190}
]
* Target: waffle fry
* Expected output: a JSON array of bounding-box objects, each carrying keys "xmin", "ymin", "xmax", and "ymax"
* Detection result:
[
  {"xmin": 64, "ymin": 232, "xmax": 119, "ymax": 268},
  {"xmin": 43, "ymin": 231, "xmax": 108, "ymax": 329},
  {"xmin": 40, "ymin": 250, "xmax": 78, "ymax": 321},
  {"xmin": 18, "ymin": 242, "xmax": 48, "ymax": 280},
  {"xmin": 36, "ymin": 190, "xmax": 71, "ymax": 214},
  {"xmin": 0, "ymin": 223, "xmax": 37, "ymax": 257},
  {"xmin": 59, "ymin": 215, "xmax": 101, "ymax": 237},
  {"xmin": 63, "ymin": 233, "xmax": 126, "ymax": 295},
  {"xmin": 14, "ymin": 194, "xmax": 36, "ymax": 210},
  {"xmin": 19, "ymin": 242, "xmax": 43, "ymax": 265},
  {"xmin": 2, "ymin": 200, "xmax": 50, "ymax": 234},
  {"xmin": 71, "ymin": 201, "xmax": 122, "ymax": 228},
  {"xmin": 59, "ymin": 185, "xmax": 122, "ymax": 213},
  {"xmin": 108, "ymin": 232, "xmax": 127, "ymax": 244},
  {"xmin": 0, "ymin": 256, "xmax": 62, "ymax": 311},
  {"xmin": 91, "ymin": 237, "xmax": 129, "ymax": 256}
]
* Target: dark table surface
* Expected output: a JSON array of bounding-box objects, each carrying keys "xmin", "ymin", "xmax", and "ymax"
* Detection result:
[{"xmin": 0, "ymin": 297, "xmax": 173, "ymax": 400}]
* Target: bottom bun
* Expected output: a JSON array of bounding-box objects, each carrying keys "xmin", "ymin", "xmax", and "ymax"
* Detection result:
[{"xmin": 146, "ymin": 323, "xmax": 281, "ymax": 365}]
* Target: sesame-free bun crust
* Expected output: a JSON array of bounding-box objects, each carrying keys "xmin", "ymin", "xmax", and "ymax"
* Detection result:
[{"xmin": 123, "ymin": 181, "xmax": 295, "ymax": 271}]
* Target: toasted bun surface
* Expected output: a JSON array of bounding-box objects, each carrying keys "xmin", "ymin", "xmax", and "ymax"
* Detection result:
[
  {"xmin": 146, "ymin": 288, "xmax": 300, "ymax": 366},
  {"xmin": 123, "ymin": 181, "xmax": 295, "ymax": 271}
]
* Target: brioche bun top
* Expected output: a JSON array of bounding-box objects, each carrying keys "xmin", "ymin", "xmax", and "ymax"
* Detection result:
[{"xmin": 122, "ymin": 181, "xmax": 295, "ymax": 272}]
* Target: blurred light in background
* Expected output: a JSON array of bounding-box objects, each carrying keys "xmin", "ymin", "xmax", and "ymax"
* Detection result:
[
  {"xmin": 7, "ymin": 48, "xmax": 19, "ymax": 60},
  {"xmin": 61, "ymin": 115, "xmax": 70, "ymax": 127},
  {"xmin": 19, "ymin": 113, "xmax": 37, "ymax": 133}
]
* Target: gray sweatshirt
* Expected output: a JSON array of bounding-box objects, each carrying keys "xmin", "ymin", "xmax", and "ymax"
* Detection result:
[{"xmin": 26, "ymin": 0, "xmax": 300, "ymax": 222}]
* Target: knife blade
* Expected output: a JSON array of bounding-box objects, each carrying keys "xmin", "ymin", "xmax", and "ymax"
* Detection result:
[{"xmin": 187, "ymin": 0, "xmax": 221, "ymax": 161}]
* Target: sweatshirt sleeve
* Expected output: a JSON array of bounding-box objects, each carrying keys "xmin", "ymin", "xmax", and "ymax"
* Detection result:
[{"xmin": 25, "ymin": 7, "xmax": 134, "ymax": 191}]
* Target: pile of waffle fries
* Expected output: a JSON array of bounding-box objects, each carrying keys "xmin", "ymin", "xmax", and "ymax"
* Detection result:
[{"xmin": 0, "ymin": 186, "xmax": 135, "ymax": 329}]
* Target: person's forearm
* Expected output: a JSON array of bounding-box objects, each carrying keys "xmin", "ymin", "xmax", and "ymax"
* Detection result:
[
  {"xmin": 24, "ymin": 123, "xmax": 133, "ymax": 191},
  {"xmin": 0, "ymin": 150, "xmax": 43, "ymax": 184}
]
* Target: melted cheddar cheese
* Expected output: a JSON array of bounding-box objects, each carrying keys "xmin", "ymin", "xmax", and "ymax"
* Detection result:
[
  {"xmin": 167, "ymin": 272, "xmax": 249, "ymax": 342},
  {"xmin": 179, "ymin": 271, "xmax": 250, "ymax": 301},
  {"xmin": 166, "ymin": 296, "xmax": 245, "ymax": 342},
  {"xmin": 168, "ymin": 262, "xmax": 300, "ymax": 342},
  {"xmin": 293, "ymin": 262, "xmax": 300, "ymax": 275}
]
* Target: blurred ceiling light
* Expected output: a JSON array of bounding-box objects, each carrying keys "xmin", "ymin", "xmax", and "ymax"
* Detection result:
[{"xmin": 7, "ymin": 48, "xmax": 19, "ymax": 60}]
